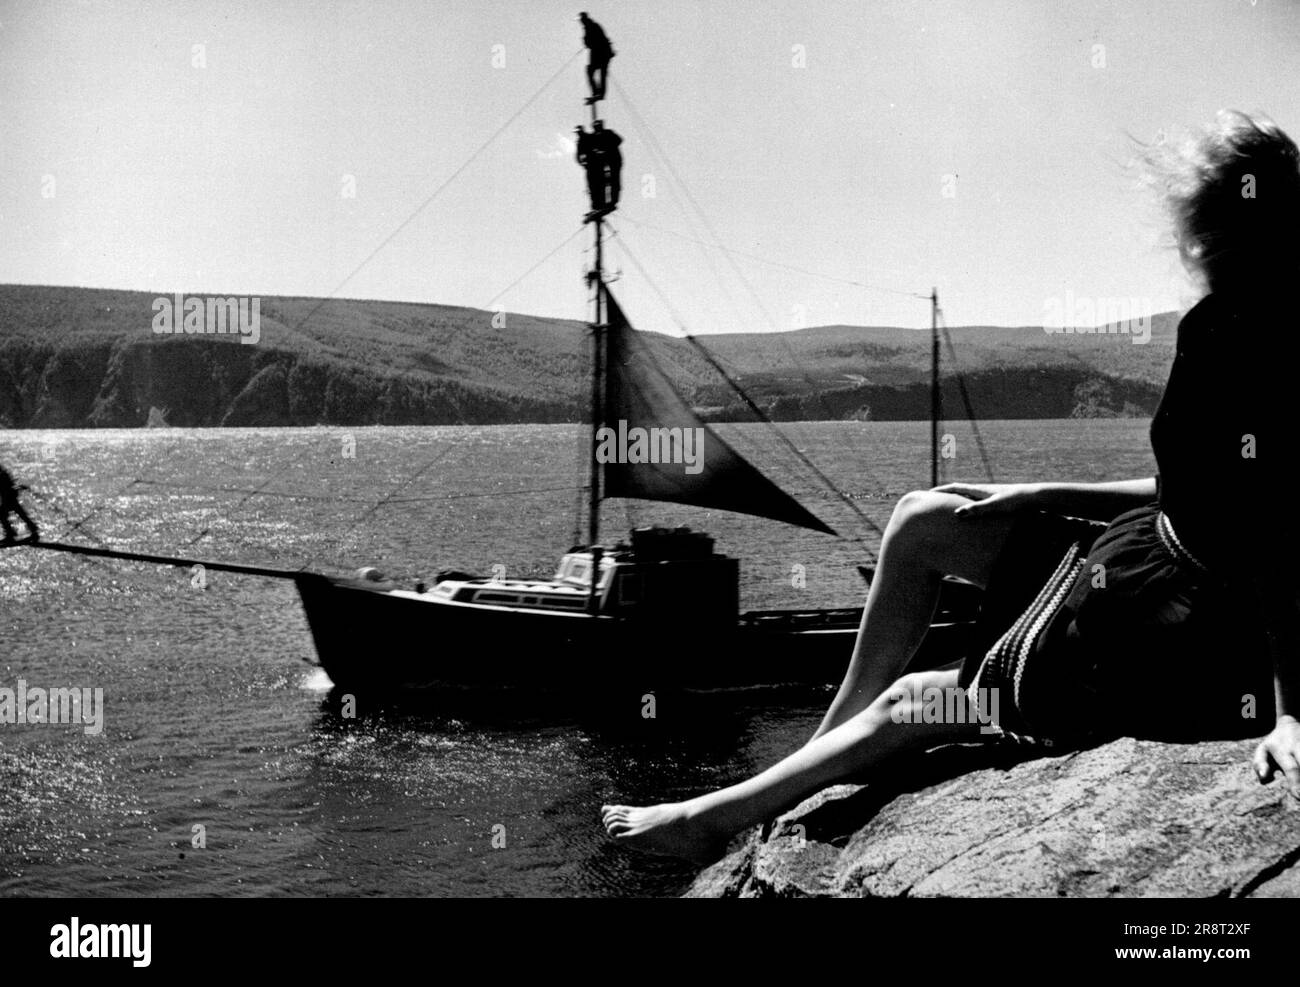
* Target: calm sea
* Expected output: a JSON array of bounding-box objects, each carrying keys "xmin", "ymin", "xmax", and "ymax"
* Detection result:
[{"xmin": 0, "ymin": 419, "xmax": 1154, "ymax": 897}]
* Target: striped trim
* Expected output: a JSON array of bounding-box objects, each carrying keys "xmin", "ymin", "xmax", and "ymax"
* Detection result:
[
  {"xmin": 968, "ymin": 539, "xmax": 1090, "ymax": 746},
  {"xmin": 1155, "ymin": 510, "xmax": 1209, "ymax": 575}
]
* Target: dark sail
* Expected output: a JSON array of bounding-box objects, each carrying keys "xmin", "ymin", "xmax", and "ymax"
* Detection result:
[{"xmin": 598, "ymin": 288, "xmax": 836, "ymax": 536}]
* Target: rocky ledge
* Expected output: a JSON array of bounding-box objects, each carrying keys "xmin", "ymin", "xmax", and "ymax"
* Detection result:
[{"xmin": 686, "ymin": 737, "xmax": 1300, "ymax": 898}]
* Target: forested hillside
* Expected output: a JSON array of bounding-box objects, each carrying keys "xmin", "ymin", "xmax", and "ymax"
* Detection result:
[{"xmin": 0, "ymin": 284, "xmax": 1176, "ymax": 427}]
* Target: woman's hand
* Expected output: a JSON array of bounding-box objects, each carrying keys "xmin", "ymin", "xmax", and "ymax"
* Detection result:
[
  {"xmin": 932, "ymin": 482, "xmax": 1047, "ymax": 519},
  {"xmin": 1252, "ymin": 715, "xmax": 1300, "ymax": 797}
]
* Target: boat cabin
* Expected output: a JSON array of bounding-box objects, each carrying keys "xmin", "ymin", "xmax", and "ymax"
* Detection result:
[{"xmin": 429, "ymin": 525, "xmax": 739, "ymax": 624}]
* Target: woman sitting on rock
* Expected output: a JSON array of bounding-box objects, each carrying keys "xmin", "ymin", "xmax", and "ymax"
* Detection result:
[{"xmin": 602, "ymin": 110, "xmax": 1300, "ymax": 863}]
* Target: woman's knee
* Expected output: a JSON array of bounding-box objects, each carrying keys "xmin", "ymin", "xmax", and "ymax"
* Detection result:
[
  {"xmin": 858, "ymin": 671, "xmax": 973, "ymax": 733},
  {"xmin": 862, "ymin": 671, "xmax": 934, "ymax": 725},
  {"xmin": 883, "ymin": 489, "xmax": 1012, "ymax": 586}
]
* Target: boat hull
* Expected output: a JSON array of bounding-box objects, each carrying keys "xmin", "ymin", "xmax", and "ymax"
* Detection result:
[{"xmin": 294, "ymin": 574, "xmax": 980, "ymax": 694}]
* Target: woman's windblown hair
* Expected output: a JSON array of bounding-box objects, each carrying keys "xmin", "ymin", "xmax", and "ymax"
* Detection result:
[{"xmin": 1141, "ymin": 110, "xmax": 1300, "ymax": 292}]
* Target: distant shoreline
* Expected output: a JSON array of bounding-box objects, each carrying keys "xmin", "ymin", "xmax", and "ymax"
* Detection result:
[
  {"xmin": 0, "ymin": 283, "xmax": 1172, "ymax": 429},
  {"xmin": 0, "ymin": 415, "xmax": 1154, "ymax": 432}
]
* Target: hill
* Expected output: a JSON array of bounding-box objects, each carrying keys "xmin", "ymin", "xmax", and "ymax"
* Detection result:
[{"xmin": 0, "ymin": 283, "xmax": 1177, "ymax": 427}]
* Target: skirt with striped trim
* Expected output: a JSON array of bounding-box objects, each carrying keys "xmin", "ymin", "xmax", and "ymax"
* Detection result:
[{"xmin": 957, "ymin": 502, "xmax": 1275, "ymax": 749}]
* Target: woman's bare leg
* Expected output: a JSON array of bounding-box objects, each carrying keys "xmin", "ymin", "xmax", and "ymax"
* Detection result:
[
  {"xmin": 602, "ymin": 668, "xmax": 988, "ymax": 861},
  {"xmin": 601, "ymin": 496, "xmax": 1014, "ymax": 861},
  {"xmin": 811, "ymin": 490, "xmax": 1015, "ymax": 740}
]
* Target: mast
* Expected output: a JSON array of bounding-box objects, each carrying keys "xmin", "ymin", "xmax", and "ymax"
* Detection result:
[
  {"xmin": 572, "ymin": 15, "xmax": 836, "ymax": 548},
  {"xmin": 588, "ymin": 222, "xmax": 603, "ymax": 549},
  {"xmin": 930, "ymin": 286, "xmax": 940, "ymax": 488},
  {"xmin": 586, "ymin": 95, "xmax": 605, "ymax": 614}
]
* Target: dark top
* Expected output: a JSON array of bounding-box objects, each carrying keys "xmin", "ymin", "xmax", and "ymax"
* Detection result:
[
  {"xmin": 590, "ymin": 129, "xmax": 622, "ymax": 162},
  {"xmin": 575, "ymin": 130, "xmax": 593, "ymax": 164},
  {"xmin": 1150, "ymin": 290, "xmax": 1299, "ymax": 656},
  {"xmin": 583, "ymin": 19, "xmax": 613, "ymax": 58}
]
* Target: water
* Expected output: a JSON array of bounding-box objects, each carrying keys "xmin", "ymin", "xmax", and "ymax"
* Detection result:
[{"xmin": 0, "ymin": 419, "xmax": 1154, "ymax": 897}]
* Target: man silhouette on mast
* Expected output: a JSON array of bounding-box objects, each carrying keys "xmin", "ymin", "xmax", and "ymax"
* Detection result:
[
  {"xmin": 579, "ymin": 12, "xmax": 614, "ymax": 104},
  {"xmin": 590, "ymin": 120, "xmax": 622, "ymax": 212},
  {"xmin": 575, "ymin": 124, "xmax": 604, "ymax": 216},
  {"xmin": 576, "ymin": 120, "xmax": 622, "ymax": 222}
]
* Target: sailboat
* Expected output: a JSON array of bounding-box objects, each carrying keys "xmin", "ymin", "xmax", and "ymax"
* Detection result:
[
  {"xmin": 291, "ymin": 49, "xmax": 983, "ymax": 695},
  {"xmin": 21, "ymin": 24, "xmax": 984, "ymax": 695}
]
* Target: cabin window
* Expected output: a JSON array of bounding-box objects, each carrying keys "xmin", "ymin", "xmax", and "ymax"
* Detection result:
[
  {"xmin": 475, "ymin": 591, "xmax": 521, "ymax": 605},
  {"xmin": 544, "ymin": 597, "xmax": 586, "ymax": 609},
  {"xmin": 570, "ymin": 560, "xmax": 590, "ymax": 583}
]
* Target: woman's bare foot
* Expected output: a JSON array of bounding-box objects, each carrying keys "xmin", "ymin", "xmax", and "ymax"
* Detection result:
[{"xmin": 600, "ymin": 802, "xmax": 730, "ymax": 864}]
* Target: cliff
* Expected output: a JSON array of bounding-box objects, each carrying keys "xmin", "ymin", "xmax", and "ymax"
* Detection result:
[
  {"xmin": 686, "ymin": 737, "xmax": 1300, "ymax": 897},
  {"xmin": 0, "ymin": 283, "xmax": 1176, "ymax": 427}
]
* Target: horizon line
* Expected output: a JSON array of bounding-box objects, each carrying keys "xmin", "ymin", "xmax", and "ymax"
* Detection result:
[{"xmin": 0, "ymin": 280, "xmax": 1182, "ymax": 336}]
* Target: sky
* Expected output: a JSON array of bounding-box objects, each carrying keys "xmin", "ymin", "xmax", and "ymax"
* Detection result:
[{"xmin": 2, "ymin": 0, "xmax": 1298, "ymax": 334}]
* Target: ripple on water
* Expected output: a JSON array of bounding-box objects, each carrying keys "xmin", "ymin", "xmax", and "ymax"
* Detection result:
[{"xmin": 1, "ymin": 422, "xmax": 1156, "ymax": 895}]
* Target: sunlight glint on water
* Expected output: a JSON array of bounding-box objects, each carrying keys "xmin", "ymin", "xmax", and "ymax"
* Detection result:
[{"xmin": 0, "ymin": 420, "xmax": 1153, "ymax": 896}]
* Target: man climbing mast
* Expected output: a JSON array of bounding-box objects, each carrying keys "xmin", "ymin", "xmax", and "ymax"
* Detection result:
[
  {"xmin": 579, "ymin": 12, "xmax": 614, "ymax": 104},
  {"xmin": 590, "ymin": 120, "xmax": 622, "ymax": 213},
  {"xmin": 574, "ymin": 124, "xmax": 605, "ymax": 217},
  {"xmin": 577, "ymin": 120, "xmax": 623, "ymax": 223},
  {"xmin": 576, "ymin": 14, "xmax": 622, "ymax": 222},
  {"xmin": 579, "ymin": 14, "xmax": 617, "ymax": 608}
]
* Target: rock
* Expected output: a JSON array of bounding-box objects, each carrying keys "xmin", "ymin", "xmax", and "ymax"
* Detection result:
[
  {"xmin": 223, "ymin": 362, "xmax": 293, "ymax": 426},
  {"xmin": 686, "ymin": 736, "xmax": 1300, "ymax": 898}
]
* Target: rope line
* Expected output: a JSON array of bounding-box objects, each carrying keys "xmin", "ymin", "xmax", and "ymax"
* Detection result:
[
  {"xmin": 284, "ymin": 48, "xmax": 585, "ymax": 338},
  {"xmin": 126, "ymin": 476, "xmax": 582, "ymax": 504},
  {"xmin": 611, "ymin": 82, "xmax": 897, "ymax": 542},
  {"xmin": 483, "ymin": 225, "xmax": 587, "ymax": 311},
  {"xmin": 610, "ymin": 234, "xmax": 885, "ymax": 548},
  {"xmin": 937, "ymin": 306, "xmax": 996, "ymax": 483},
  {"xmin": 296, "ymin": 436, "xmax": 469, "ymax": 572},
  {"xmin": 617, "ymin": 215, "xmax": 930, "ymax": 300},
  {"xmin": 596, "ymin": 226, "xmax": 805, "ymax": 516}
]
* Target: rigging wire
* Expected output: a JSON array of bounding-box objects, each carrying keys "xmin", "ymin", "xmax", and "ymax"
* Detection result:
[
  {"xmin": 610, "ymin": 83, "xmax": 832, "ymax": 442},
  {"xmin": 598, "ymin": 222, "xmax": 799, "ymax": 472},
  {"xmin": 602, "ymin": 215, "xmax": 935, "ymax": 497},
  {"xmin": 61, "ymin": 477, "xmax": 143, "ymax": 542},
  {"xmin": 283, "ymin": 48, "xmax": 586, "ymax": 339},
  {"xmin": 612, "ymin": 83, "xmax": 833, "ymax": 410},
  {"xmin": 596, "ymin": 224, "xmax": 827, "ymax": 486},
  {"xmin": 571, "ymin": 358, "xmax": 590, "ymax": 546},
  {"xmin": 610, "ymin": 82, "xmax": 901, "ymax": 540},
  {"xmin": 483, "ymin": 225, "xmax": 588, "ymax": 311},
  {"xmin": 124, "ymin": 477, "xmax": 583, "ymax": 504},
  {"xmin": 184, "ymin": 470, "xmax": 299, "ymax": 547},
  {"xmin": 127, "ymin": 478, "xmax": 376, "ymax": 503},
  {"xmin": 616, "ymin": 215, "xmax": 930, "ymax": 300},
  {"xmin": 296, "ymin": 436, "xmax": 470, "ymax": 573},
  {"xmin": 13, "ymin": 486, "xmax": 173, "ymax": 593},
  {"xmin": 478, "ymin": 224, "xmax": 593, "ymax": 546},
  {"xmin": 609, "ymin": 232, "xmax": 886, "ymax": 547},
  {"xmin": 937, "ymin": 305, "xmax": 996, "ymax": 483},
  {"xmin": 19, "ymin": 49, "xmax": 986, "ymax": 569},
  {"xmin": 33, "ymin": 52, "xmax": 588, "ymax": 563},
  {"xmin": 22, "ymin": 484, "xmax": 112, "ymax": 550}
]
